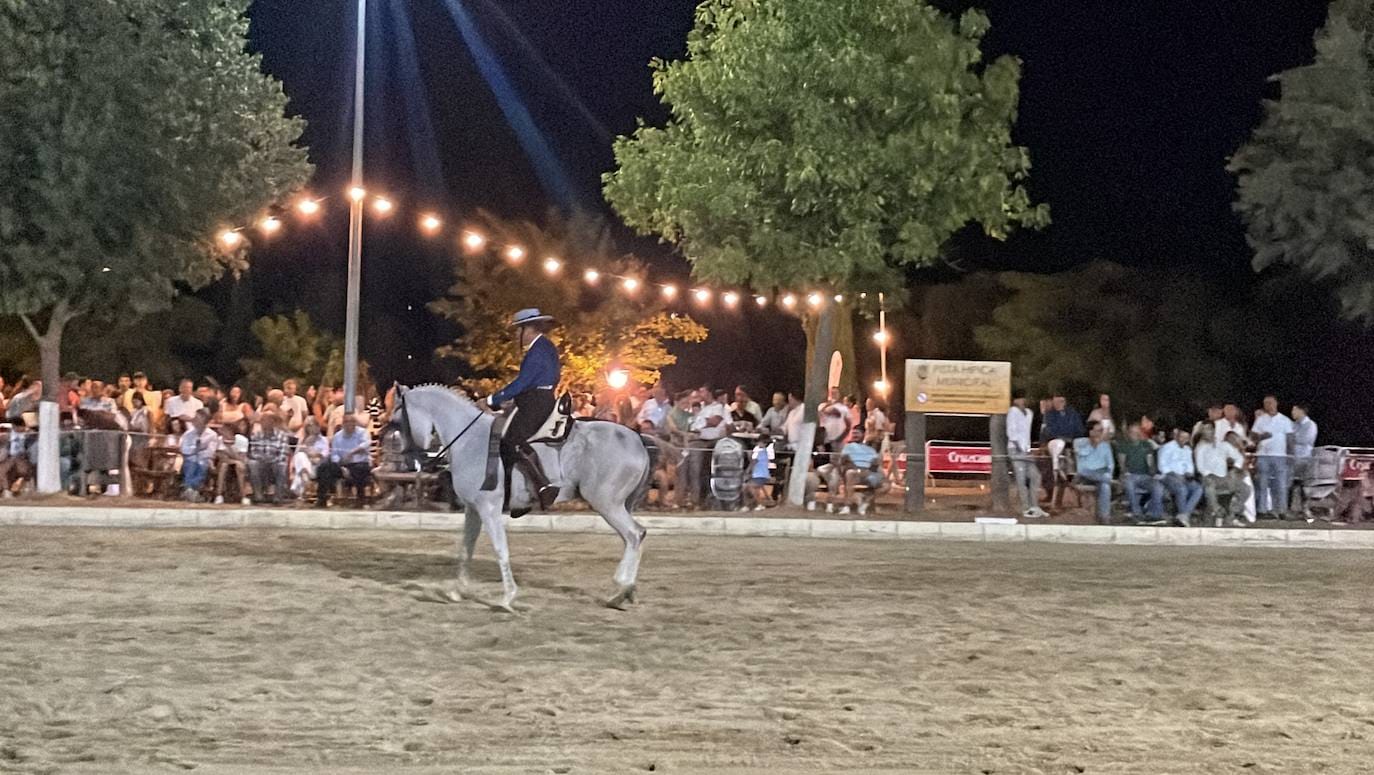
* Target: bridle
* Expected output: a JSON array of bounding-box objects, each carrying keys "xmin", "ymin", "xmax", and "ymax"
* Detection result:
[{"xmin": 393, "ymin": 388, "xmax": 484, "ymax": 470}]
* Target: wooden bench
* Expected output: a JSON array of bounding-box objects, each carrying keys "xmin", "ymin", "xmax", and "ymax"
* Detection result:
[
  {"xmin": 129, "ymin": 446, "xmax": 181, "ymax": 499},
  {"xmin": 372, "ymin": 469, "xmax": 443, "ymax": 510}
]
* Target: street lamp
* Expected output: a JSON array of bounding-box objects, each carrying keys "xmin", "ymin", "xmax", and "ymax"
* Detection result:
[{"xmin": 342, "ymin": 0, "xmax": 368, "ymax": 412}]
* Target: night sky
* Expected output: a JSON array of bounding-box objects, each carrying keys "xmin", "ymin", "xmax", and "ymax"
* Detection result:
[{"xmin": 240, "ymin": 1, "xmax": 1349, "ymax": 427}]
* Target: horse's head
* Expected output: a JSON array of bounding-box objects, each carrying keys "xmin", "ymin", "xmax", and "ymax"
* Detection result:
[{"xmin": 390, "ymin": 384, "xmax": 434, "ymax": 454}]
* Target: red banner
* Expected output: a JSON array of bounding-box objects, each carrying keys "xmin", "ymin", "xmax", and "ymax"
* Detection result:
[
  {"xmin": 926, "ymin": 443, "xmax": 993, "ymax": 475},
  {"xmin": 1343, "ymin": 454, "xmax": 1374, "ymax": 481}
]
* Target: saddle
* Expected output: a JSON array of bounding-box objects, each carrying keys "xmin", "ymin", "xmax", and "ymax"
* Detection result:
[
  {"xmin": 503, "ymin": 392, "xmax": 575, "ymax": 445},
  {"xmin": 481, "ymin": 393, "xmax": 574, "ymax": 492}
]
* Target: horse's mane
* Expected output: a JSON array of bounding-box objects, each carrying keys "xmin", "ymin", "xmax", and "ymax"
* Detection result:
[{"xmin": 405, "ymin": 383, "xmax": 477, "ymax": 407}]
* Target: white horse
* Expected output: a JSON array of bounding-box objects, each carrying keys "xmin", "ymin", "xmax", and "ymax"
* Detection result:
[{"xmin": 393, "ymin": 384, "xmax": 656, "ymax": 610}]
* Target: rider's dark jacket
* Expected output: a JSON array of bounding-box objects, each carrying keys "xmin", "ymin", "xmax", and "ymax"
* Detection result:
[{"xmin": 488, "ymin": 334, "xmax": 560, "ymax": 408}]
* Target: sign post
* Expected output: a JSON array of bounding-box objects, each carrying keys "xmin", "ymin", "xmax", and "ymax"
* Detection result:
[{"xmin": 903, "ymin": 359, "xmax": 1012, "ymax": 514}]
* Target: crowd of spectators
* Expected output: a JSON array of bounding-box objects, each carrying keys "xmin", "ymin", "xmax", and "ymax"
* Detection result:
[{"xmin": 1008, "ymin": 390, "xmax": 1323, "ymax": 526}]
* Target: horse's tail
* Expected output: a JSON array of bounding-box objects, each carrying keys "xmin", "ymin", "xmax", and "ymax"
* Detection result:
[{"xmin": 627, "ymin": 433, "xmax": 660, "ymax": 512}]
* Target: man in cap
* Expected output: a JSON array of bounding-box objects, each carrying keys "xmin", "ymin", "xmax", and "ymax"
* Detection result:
[{"xmin": 488, "ymin": 308, "xmax": 561, "ymax": 513}]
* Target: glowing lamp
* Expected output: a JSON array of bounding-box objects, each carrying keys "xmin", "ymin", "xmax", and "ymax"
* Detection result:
[
  {"xmin": 755, "ymin": 295, "xmax": 768, "ymax": 307},
  {"xmin": 722, "ymin": 291, "xmax": 740, "ymax": 307},
  {"xmin": 347, "ymin": 186, "xmax": 367, "ymax": 202},
  {"xmin": 607, "ymin": 368, "xmax": 629, "ymax": 390},
  {"xmin": 807, "ymin": 292, "xmax": 823, "ymax": 308},
  {"xmin": 873, "ymin": 379, "xmax": 890, "ymax": 394},
  {"xmin": 258, "ymin": 217, "xmax": 282, "ymax": 235},
  {"xmin": 781, "ymin": 293, "xmax": 797, "ymax": 308},
  {"xmin": 504, "ymin": 245, "xmax": 526, "ymax": 263},
  {"xmin": 371, "ymin": 197, "xmax": 393, "ymax": 215},
  {"xmin": 873, "ymin": 329, "xmax": 890, "ymax": 345},
  {"xmin": 218, "ymin": 230, "xmax": 243, "ymax": 248},
  {"xmin": 622, "ymin": 277, "xmax": 640, "ymax": 293},
  {"xmin": 584, "ymin": 268, "xmax": 600, "ymax": 284},
  {"xmin": 693, "ymin": 288, "xmax": 711, "ymax": 304},
  {"xmin": 462, "ymin": 231, "xmax": 486, "ymax": 251},
  {"xmin": 834, "ymin": 294, "xmax": 844, "ymax": 303},
  {"xmin": 420, "ymin": 214, "xmax": 442, "ymax": 233},
  {"xmin": 296, "ymin": 198, "xmax": 321, "ymax": 216},
  {"xmin": 661, "ymin": 284, "xmax": 678, "ymax": 299},
  {"xmin": 543, "ymin": 257, "xmax": 561, "ymax": 275}
]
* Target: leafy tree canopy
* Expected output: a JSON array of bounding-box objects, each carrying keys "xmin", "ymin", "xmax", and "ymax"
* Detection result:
[
  {"xmin": 430, "ymin": 211, "xmax": 708, "ymax": 395},
  {"xmin": 0, "ymin": 0, "xmax": 311, "ymax": 382},
  {"xmin": 239, "ymin": 310, "xmax": 365, "ymax": 396},
  {"xmin": 603, "ymin": 0, "xmax": 1048, "ymax": 291},
  {"xmin": 1231, "ymin": 0, "xmax": 1374, "ymax": 322}
]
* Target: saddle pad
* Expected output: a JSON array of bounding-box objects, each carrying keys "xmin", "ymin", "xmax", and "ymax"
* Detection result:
[{"xmin": 482, "ymin": 413, "xmax": 506, "ymax": 491}]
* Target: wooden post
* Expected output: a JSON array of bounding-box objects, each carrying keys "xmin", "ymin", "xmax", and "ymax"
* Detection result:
[
  {"xmin": 904, "ymin": 411, "xmax": 926, "ymax": 513},
  {"xmin": 989, "ymin": 413, "xmax": 1011, "ymax": 513}
]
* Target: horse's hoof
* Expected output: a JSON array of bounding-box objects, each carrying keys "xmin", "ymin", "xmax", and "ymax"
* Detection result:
[{"xmin": 606, "ymin": 586, "xmax": 635, "ymax": 609}]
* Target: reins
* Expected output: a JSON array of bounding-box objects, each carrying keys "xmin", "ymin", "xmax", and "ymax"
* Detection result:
[{"xmin": 396, "ymin": 388, "xmax": 485, "ymax": 468}]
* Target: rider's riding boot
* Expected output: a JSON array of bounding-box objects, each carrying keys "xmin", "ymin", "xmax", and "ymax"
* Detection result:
[{"xmin": 518, "ymin": 447, "xmax": 559, "ymax": 511}]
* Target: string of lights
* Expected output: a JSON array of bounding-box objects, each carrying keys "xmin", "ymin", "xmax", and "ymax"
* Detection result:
[{"xmin": 215, "ymin": 186, "xmax": 894, "ymax": 394}]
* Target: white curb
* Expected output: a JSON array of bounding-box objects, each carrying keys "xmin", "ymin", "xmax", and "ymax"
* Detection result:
[{"xmin": 2, "ymin": 505, "xmax": 1374, "ymax": 550}]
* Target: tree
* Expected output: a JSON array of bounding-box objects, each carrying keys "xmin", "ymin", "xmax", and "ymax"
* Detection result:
[
  {"xmin": 239, "ymin": 310, "xmax": 366, "ymax": 397},
  {"xmin": 1231, "ymin": 0, "xmax": 1374, "ymax": 323},
  {"xmin": 430, "ymin": 211, "xmax": 708, "ymax": 395},
  {"xmin": 973, "ymin": 263, "xmax": 1242, "ymax": 425},
  {"xmin": 603, "ymin": 0, "xmax": 1047, "ymax": 502},
  {"xmin": 0, "ymin": 0, "xmax": 311, "ymax": 490}
]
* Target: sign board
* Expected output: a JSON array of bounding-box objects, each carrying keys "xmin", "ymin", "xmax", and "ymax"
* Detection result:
[
  {"xmin": 926, "ymin": 442, "xmax": 993, "ymax": 475},
  {"xmin": 1343, "ymin": 451, "xmax": 1374, "ymax": 481},
  {"xmin": 904, "ymin": 359, "xmax": 1011, "ymax": 415}
]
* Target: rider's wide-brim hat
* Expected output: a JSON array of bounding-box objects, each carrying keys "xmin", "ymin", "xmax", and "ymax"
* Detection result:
[{"xmin": 510, "ymin": 308, "xmax": 555, "ymax": 327}]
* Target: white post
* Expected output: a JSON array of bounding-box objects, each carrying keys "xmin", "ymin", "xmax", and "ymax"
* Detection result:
[
  {"xmin": 35, "ymin": 402, "xmax": 60, "ymax": 493},
  {"xmin": 342, "ymin": 0, "xmax": 367, "ymax": 412}
]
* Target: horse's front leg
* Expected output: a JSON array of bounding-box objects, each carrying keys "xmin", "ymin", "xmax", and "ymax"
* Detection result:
[
  {"xmin": 449, "ymin": 504, "xmax": 482, "ymax": 600},
  {"xmin": 479, "ymin": 505, "xmax": 519, "ymax": 612}
]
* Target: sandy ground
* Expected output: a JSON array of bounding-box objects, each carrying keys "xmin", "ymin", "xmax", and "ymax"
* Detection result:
[{"xmin": 1, "ymin": 528, "xmax": 1373, "ymax": 774}]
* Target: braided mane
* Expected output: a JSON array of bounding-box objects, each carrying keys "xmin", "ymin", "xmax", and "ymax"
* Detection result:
[{"xmin": 404, "ymin": 383, "xmax": 476, "ymax": 407}]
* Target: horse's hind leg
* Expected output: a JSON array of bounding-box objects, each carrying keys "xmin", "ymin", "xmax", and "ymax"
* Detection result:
[
  {"xmin": 601, "ymin": 504, "xmax": 646, "ymax": 609},
  {"xmin": 452, "ymin": 504, "xmax": 482, "ymax": 597}
]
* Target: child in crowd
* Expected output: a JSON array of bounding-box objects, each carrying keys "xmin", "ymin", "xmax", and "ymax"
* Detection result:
[{"xmin": 742, "ymin": 437, "xmax": 772, "ymax": 512}]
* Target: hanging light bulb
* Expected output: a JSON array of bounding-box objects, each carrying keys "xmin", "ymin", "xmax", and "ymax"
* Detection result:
[
  {"xmin": 873, "ymin": 329, "xmax": 890, "ymax": 345},
  {"xmin": 584, "ymin": 268, "xmax": 601, "ymax": 284},
  {"xmin": 693, "ymin": 288, "xmax": 711, "ymax": 304},
  {"xmin": 347, "ymin": 186, "xmax": 367, "ymax": 202},
  {"xmin": 622, "ymin": 277, "xmax": 640, "ymax": 293},
  {"xmin": 504, "ymin": 245, "xmax": 525, "ymax": 262},
  {"xmin": 258, "ymin": 216, "xmax": 282, "ymax": 235},
  {"xmin": 607, "ymin": 368, "xmax": 630, "ymax": 390},
  {"xmin": 462, "ymin": 231, "xmax": 486, "ymax": 251},
  {"xmin": 722, "ymin": 291, "xmax": 740, "ymax": 307},
  {"xmin": 873, "ymin": 379, "xmax": 890, "ymax": 394},
  {"xmin": 219, "ymin": 230, "xmax": 243, "ymax": 248},
  {"xmin": 419, "ymin": 214, "xmax": 442, "ymax": 233},
  {"xmin": 781, "ymin": 293, "xmax": 797, "ymax": 308},
  {"xmin": 543, "ymin": 257, "xmax": 561, "ymax": 275},
  {"xmin": 755, "ymin": 295, "xmax": 768, "ymax": 307},
  {"xmin": 807, "ymin": 292, "xmax": 823, "ymax": 308},
  {"xmin": 834, "ymin": 294, "xmax": 844, "ymax": 303},
  {"xmin": 296, "ymin": 198, "xmax": 321, "ymax": 216},
  {"xmin": 372, "ymin": 197, "xmax": 393, "ymax": 215},
  {"xmin": 661, "ymin": 284, "xmax": 678, "ymax": 300}
]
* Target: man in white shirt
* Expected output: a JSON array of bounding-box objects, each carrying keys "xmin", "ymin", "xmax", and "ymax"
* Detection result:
[
  {"xmin": 862, "ymin": 397, "xmax": 891, "ymax": 446},
  {"xmin": 1251, "ymin": 395, "xmax": 1295, "ymax": 516},
  {"xmin": 1157, "ymin": 428, "xmax": 1203, "ymax": 526},
  {"xmin": 731, "ymin": 386, "xmax": 763, "ymax": 427},
  {"xmin": 680, "ymin": 389, "xmax": 733, "ymax": 509},
  {"xmin": 1214, "ymin": 404, "xmax": 1247, "ymax": 450},
  {"xmin": 691, "ymin": 389, "xmax": 733, "ymax": 441},
  {"xmin": 178, "ymin": 409, "xmax": 220, "ymax": 502},
  {"xmin": 1193, "ymin": 422, "xmax": 1250, "ymax": 525},
  {"xmin": 635, "ymin": 385, "xmax": 671, "ymax": 432},
  {"xmin": 758, "ymin": 392, "xmax": 789, "ymax": 437},
  {"xmin": 782, "ymin": 392, "xmax": 806, "ymax": 450},
  {"xmin": 817, "ymin": 387, "xmax": 851, "ymax": 453},
  {"xmin": 1006, "ymin": 392, "xmax": 1047, "ymax": 519},
  {"xmin": 281, "ymin": 378, "xmax": 311, "ymax": 438},
  {"xmin": 164, "ymin": 379, "xmax": 204, "ymax": 423},
  {"xmin": 1290, "ymin": 403, "xmax": 1318, "ymax": 480}
]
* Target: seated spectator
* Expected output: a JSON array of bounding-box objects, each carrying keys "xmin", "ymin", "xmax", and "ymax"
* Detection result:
[
  {"xmin": 1192, "ymin": 403, "xmax": 1224, "ymax": 442},
  {"xmin": 291, "ymin": 418, "xmax": 329, "ymax": 500},
  {"xmin": 248, "ymin": 412, "xmax": 292, "ymax": 505},
  {"xmin": 1114, "ymin": 423, "xmax": 1164, "ymax": 524},
  {"xmin": 1040, "ymin": 393, "xmax": 1086, "ymax": 443},
  {"xmin": 214, "ymin": 422, "xmax": 251, "ymax": 505},
  {"xmin": 742, "ymin": 437, "xmax": 773, "ymax": 512},
  {"xmin": 165, "ymin": 379, "xmax": 204, "ymax": 423},
  {"xmin": 1193, "ymin": 423, "xmax": 1251, "ymax": 526},
  {"xmin": 316, "ymin": 413, "xmax": 372, "ymax": 507},
  {"xmin": 758, "ymin": 392, "xmax": 789, "ymax": 438},
  {"xmin": 731, "ymin": 386, "xmax": 762, "ymax": 427},
  {"xmin": 6, "ymin": 378, "xmax": 39, "ymax": 427},
  {"xmin": 121, "ymin": 371, "xmax": 161, "ymax": 415},
  {"xmin": 838, "ymin": 439, "xmax": 888, "ymax": 516},
  {"xmin": 217, "ymin": 385, "xmax": 253, "ymax": 428},
  {"xmin": 1073, "ymin": 421, "xmax": 1115, "ymax": 524},
  {"xmin": 1087, "ymin": 393, "xmax": 1117, "ymax": 439},
  {"xmin": 1157, "ymin": 428, "xmax": 1204, "ymax": 527},
  {"xmin": 178, "ymin": 409, "xmax": 219, "ymax": 502}
]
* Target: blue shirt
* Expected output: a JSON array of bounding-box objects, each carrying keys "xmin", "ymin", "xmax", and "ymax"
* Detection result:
[
  {"xmin": 330, "ymin": 427, "xmax": 371, "ymax": 465},
  {"xmin": 1042, "ymin": 408, "xmax": 1086, "ymax": 441},
  {"xmin": 842, "ymin": 441, "xmax": 879, "ymax": 470},
  {"xmin": 490, "ymin": 335, "xmax": 561, "ymax": 407},
  {"xmin": 751, "ymin": 446, "xmax": 772, "ymax": 479},
  {"xmin": 1074, "ymin": 437, "xmax": 1115, "ymax": 476}
]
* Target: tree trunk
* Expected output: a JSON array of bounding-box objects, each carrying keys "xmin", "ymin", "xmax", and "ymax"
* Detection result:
[
  {"xmin": 803, "ymin": 299, "xmax": 859, "ymax": 399},
  {"xmin": 787, "ymin": 302, "xmax": 838, "ymax": 505},
  {"xmin": 21, "ymin": 301, "xmax": 73, "ymax": 495}
]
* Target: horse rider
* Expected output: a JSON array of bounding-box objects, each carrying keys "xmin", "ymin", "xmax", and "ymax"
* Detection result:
[{"xmin": 487, "ymin": 308, "xmax": 561, "ymax": 512}]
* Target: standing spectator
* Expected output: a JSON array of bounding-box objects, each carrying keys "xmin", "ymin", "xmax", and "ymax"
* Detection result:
[
  {"xmin": 178, "ymin": 409, "xmax": 219, "ymax": 502},
  {"xmin": 1225, "ymin": 430, "xmax": 1258, "ymax": 523},
  {"xmin": 1073, "ymin": 421, "xmax": 1115, "ymax": 524},
  {"xmin": 1215, "ymin": 404, "xmax": 1248, "ymax": 445},
  {"xmin": 741, "ymin": 437, "xmax": 772, "ymax": 512},
  {"xmin": 666, "ymin": 390, "xmax": 696, "ymax": 446},
  {"xmin": 312, "ymin": 383, "xmax": 333, "ymax": 428},
  {"xmin": 165, "ymin": 379, "xmax": 203, "ymax": 423},
  {"xmin": 213, "ymin": 422, "xmax": 251, "ymax": 505},
  {"xmin": 216, "ymin": 385, "xmax": 253, "ymax": 428},
  {"xmin": 1006, "ymin": 391, "xmax": 1047, "ymax": 519},
  {"xmin": 1192, "ymin": 403, "xmax": 1224, "ymax": 441},
  {"xmin": 1251, "ymin": 395, "xmax": 1295, "ymax": 517},
  {"xmin": 247, "ymin": 412, "xmax": 291, "ymax": 504},
  {"xmin": 1115, "ymin": 423, "xmax": 1164, "ymax": 523},
  {"xmin": 731, "ymin": 386, "xmax": 763, "ymax": 427},
  {"xmin": 324, "ymin": 387, "xmax": 347, "ymax": 437},
  {"xmin": 843, "ymin": 395, "xmax": 863, "ymax": 443},
  {"xmin": 758, "ymin": 392, "xmax": 789, "ymax": 437},
  {"xmin": 1194, "ymin": 422, "xmax": 1251, "ymax": 526},
  {"xmin": 315, "ymin": 413, "xmax": 372, "ymax": 507},
  {"xmin": 1137, "ymin": 413, "xmax": 1157, "ymax": 445},
  {"xmin": 682, "ymin": 389, "xmax": 732, "ymax": 508},
  {"xmin": 782, "ymin": 391, "xmax": 806, "ymax": 451},
  {"xmin": 1157, "ymin": 428, "xmax": 1204, "ymax": 526},
  {"xmin": 636, "ymin": 385, "xmax": 671, "ymax": 432},
  {"xmin": 5, "ymin": 378, "xmax": 39, "ymax": 427},
  {"xmin": 817, "ymin": 387, "xmax": 851, "ymax": 454},
  {"xmin": 1087, "ymin": 393, "xmax": 1116, "ymax": 438},
  {"xmin": 863, "ymin": 397, "xmax": 891, "ymax": 448},
  {"xmin": 291, "ymin": 418, "xmax": 329, "ymax": 500},
  {"xmin": 1291, "ymin": 403, "xmax": 1319, "ymax": 483}
]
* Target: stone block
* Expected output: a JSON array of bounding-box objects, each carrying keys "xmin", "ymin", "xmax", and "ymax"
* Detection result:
[
  {"xmin": 374, "ymin": 511, "xmax": 422, "ymax": 530},
  {"xmin": 197, "ymin": 510, "xmax": 246, "ymax": 529},
  {"xmin": 329, "ymin": 511, "xmax": 377, "ymax": 530},
  {"xmin": 894, "ymin": 521, "xmax": 943, "ymax": 540},
  {"xmin": 808, "ymin": 519, "xmax": 855, "ymax": 539},
  {"xmin": 1285, "ymin": 529, "xmax": 1331, "ymax": 546},
  {"xmin": 981, "ymin": 522, "xmax": 1028, "ymax": 542},
  {"xmin": 1155, "ymin": 527, "xmax": 1203, "ymax": 546},
  {"xmin": 937, "ymin": 522, "xmax": 984, "ymax": 542},
  {"xmin": 1328, "ymin": 529, "xmax": 1374, "ymax": 548},
  {"xmin": 1112, "ymin": 526, "xmax": 1162, "ymax": 545},
  {"xmin": 851, "ymin": 519, "xmax": 900, "ymax": 539},
  {"xmin": 546, "ymin": 513, "xmax": 601, "ymax": 533},
  {"xmin": 418, "ymin": 511, "xmax": 465, "ymax": 530},
  {"xmin": 146, "ymin": 509, "xmax": 200, "ymax": 528}
]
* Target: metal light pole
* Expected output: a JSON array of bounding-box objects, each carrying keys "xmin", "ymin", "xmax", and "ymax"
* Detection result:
[
  {"xmin": 343, "ymin": 0, "xmax": 367, "ymax": 412},
  {"xmin": 878, "ymin": 291, "xmax": 888, "ymax": 392}
]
